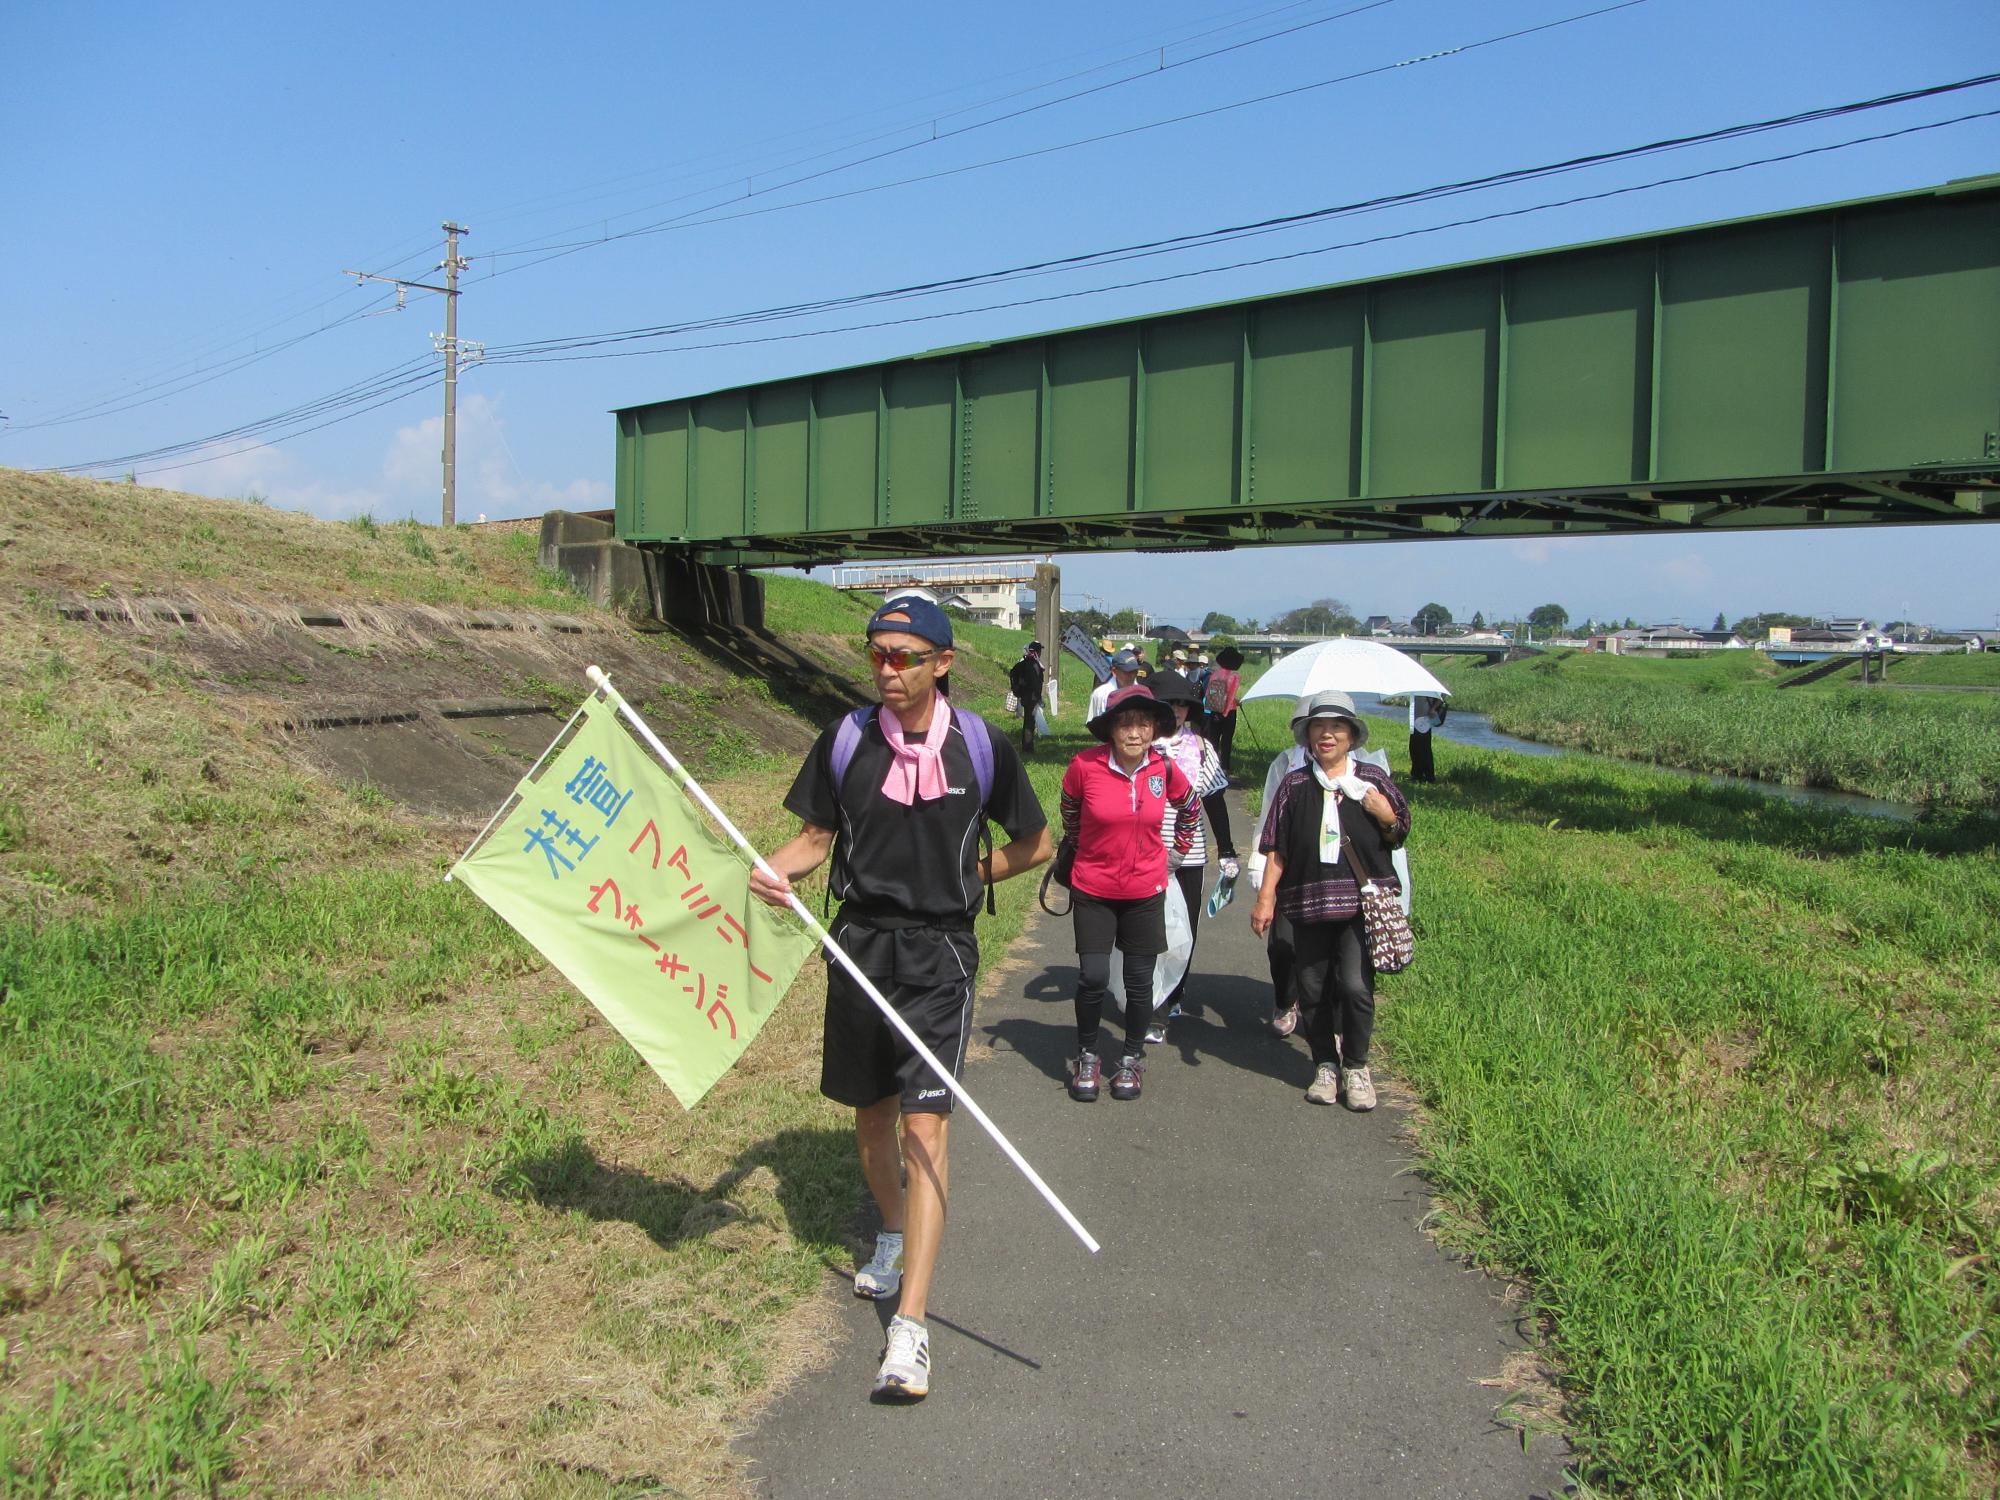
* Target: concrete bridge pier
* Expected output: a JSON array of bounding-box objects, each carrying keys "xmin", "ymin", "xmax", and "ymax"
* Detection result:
[{"xmin": 539, "ymin": 511, "xmax": 764, "ymax": 631}]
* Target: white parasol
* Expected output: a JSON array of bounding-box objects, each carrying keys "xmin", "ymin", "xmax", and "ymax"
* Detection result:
[{"xmin": 1239, "ymin": 636, "xmax": 1450, "ymax": 703}]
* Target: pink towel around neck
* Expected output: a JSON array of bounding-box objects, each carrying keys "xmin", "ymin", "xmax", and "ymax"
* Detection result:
[{"xmin": 878, "ymin": 698, "xmax": 953, "ymax": 804}]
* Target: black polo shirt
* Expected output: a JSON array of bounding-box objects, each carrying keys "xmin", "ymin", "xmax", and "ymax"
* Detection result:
[{"xmin": 785, "ymin": 707, "xmax": 1046, "ymax": 925}]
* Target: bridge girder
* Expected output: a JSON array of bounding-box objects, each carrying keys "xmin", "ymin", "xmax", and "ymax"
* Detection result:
[
  {"xmin": 614, "ymin": 177, "xmax": 2000, "ymax": 570},
  {"xmin": 668, "ymin": 470, "xmax": 2000, "ymax": 570}
]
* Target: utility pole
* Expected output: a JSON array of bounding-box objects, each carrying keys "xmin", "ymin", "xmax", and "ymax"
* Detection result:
[
  {"xmin": 439, "ymin": 222, "xmax": 467, "ymax": 527},
  {"xmin": 342, "ymin": 221, "xmax": 480, "ymax": 527}
]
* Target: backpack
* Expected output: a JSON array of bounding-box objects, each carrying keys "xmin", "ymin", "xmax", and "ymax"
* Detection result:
[
  {"xmin": 1203, "ymin": 669, "xmax": 1233, "ymax": 715},
  {"xmin": 1007, "ymin": 658, "xmax": 1041, "ymax": 700},
  {"xmin": 827, "ymin": 705, "xmax": 999, "ymax": 915}
]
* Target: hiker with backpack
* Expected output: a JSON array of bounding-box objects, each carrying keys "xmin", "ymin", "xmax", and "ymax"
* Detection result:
[
  {"xmin": 748, "ymin": 596, "xmax": 1051, "ymax": 1402},
  {"xmin": 1007, "ymin": 640, "xmax": 1047, "ymax": 752},
  {"xmin": 1201, "ymin": 646, "xmax": 1245, "ymax": 776}
]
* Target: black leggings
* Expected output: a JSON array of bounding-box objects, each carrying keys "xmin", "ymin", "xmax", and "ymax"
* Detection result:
[
  {"xmin": 1408, "ymin": 730, "xmax": 1435, "ymax": 782},
  {"xmin": 1075, "ymin": 949, "xmax": 1155, "ymax": 1061},
  {"xmin": 1162, "ymin": 865, "xmax": 1204, "ymax": 1010},
  {"xmin": 1266, "ymin": 909, "xmax": 1298, "ymax": 1013},
  {"xmin": 1292, "ymin": 915, "xmax": 1375, "ymax": 1068}
]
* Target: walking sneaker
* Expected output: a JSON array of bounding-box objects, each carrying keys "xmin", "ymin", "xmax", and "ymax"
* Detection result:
[
  {"xmin": 1341, "ymin": 1065, "xmax": 1378, "ymax": 1111},
  {"xmin": 1068, "ymin": 1050, "xmax": 1102, "ymax": 1102},
  {"xmin": 1271, "ymin": 1003, "xmax": 1300, "ymax": 1038},
  {"xmin": 1165, "ymin": 1003, "xmax": 1185, "ymax": 1020},
  {"xmin": 1143, "ymin": 1021, "xmax": 1168, "ymax": 1046},
  {"xmin": 853, "ymin": 1230, "xmax": 904, "ymax": 1301},
  {"xmin": 872, "ymin": 1314, "xmax": 931, "ymax": 1401},
  {"xmin": 1305, "ymin": 1061, "xmax": 1341, "ymax": 1105},
  {"xmin": 1109, "ymin": 1055, "xmax": 1144, "ymax": 1101}
]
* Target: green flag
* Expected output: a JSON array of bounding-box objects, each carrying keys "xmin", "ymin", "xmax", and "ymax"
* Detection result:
[{"xmin": 453, "ymin": 696, "xmax": 818, "ymax": 1108}]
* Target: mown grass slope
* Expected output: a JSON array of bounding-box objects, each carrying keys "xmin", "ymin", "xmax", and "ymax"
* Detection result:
[{"xmin": 0, "ymin": 471, "xmax": 1062, "ymax": 1497}]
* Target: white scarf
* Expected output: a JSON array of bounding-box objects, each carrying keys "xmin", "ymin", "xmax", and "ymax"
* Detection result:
[{"xmin": 1310, "ymin": 759, "xmax": 1346, "ymax": 865}]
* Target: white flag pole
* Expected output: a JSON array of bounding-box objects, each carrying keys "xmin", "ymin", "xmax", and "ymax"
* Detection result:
[{"xmin": 585, "ymin": 666, "xmax": 1100, "ymax": 1255}]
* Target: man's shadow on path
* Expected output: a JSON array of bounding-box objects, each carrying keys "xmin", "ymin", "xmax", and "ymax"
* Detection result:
[
  {"xmin": 509, "ymin": 1122, "xmax": 1048, "ymax": 1380},
  {"xmin": 507, "ymin": 1124, "xmax": 857, "ymax": 1253},
  {"xmin": 995, "ymin": 963, "xmax": 1317, "ymax": 1090}
]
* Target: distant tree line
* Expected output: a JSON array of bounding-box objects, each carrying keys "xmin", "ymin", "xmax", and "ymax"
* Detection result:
[{"xmin": 1064, "ymin": 598, "xmax": 1861, "ymax": 642}]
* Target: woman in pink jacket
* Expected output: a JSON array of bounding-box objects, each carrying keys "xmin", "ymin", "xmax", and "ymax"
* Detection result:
[{"xmin": 1057, "ymin": 686, "xmax": 1199, "ymax": 1103}]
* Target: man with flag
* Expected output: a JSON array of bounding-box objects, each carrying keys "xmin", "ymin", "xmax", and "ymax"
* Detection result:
[{"xmin": 749, "ymin": 595, "xmax": 1051, "ymax": 1402}]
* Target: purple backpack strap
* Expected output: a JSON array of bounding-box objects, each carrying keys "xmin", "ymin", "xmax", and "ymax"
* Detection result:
[
  {"xmin": 956, "ymin": 708, "xmax": 996, "ymax": 806},
  {"xmin": 828, "ymin": 705, "xmax": 873, "ymax": 789}
]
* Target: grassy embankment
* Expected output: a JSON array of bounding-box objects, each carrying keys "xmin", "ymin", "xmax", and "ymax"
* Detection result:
[
  {"xmin": 1410, "ymin": 647, "xmax": 2000, "ymax": 809},
  {"xmin": 0, "ymin": 473, "xmax": 1057, "ymax": 1497}
]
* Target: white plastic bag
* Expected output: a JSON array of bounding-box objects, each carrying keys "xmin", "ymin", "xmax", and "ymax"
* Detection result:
[
  {"xmin": 1034, "ymin": 704, "xmax": 1051, "ymax": 736},
  {"xmin": 1106, "ymin": 878, "xmax": 1193, "ymax": 1016},
  {"xmin": 1356, "ymin": 746, "xmax": 1413, "ymax": 917}
]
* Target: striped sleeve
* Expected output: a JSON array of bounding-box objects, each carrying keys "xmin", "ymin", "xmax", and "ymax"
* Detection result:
[{"xmin": 1166, "ymin": 762, "xmax": 1200, "ymax": 857}]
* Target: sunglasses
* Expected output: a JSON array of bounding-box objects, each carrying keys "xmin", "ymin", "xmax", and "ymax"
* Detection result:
[{"xmin": 863, "ymin": 643, "xmax": 937, "ymax": 671}]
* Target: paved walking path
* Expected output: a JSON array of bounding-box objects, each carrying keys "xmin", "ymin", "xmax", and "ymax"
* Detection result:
[{"xmin": 742, "ymin": 800, "xmax": 1568, "ymax": 1499}]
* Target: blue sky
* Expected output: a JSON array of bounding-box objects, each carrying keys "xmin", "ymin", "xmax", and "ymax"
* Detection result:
[{"xmin": 6, "ymin": 0, "xmax": 1998, "ymax": 630}]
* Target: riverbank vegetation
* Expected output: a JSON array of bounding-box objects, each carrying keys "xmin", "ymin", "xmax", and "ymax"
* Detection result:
[
  {"xmin": 1382, "ymin": 742, "xmax": 1999, "ymax": 1495},
  {"xmin": 1422, "ymin": 648, "xmax": 2000, "ymax": 809}
]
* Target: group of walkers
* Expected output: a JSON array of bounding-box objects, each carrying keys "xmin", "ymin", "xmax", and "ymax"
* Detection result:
[
  {"xmin": 1078, "ymin": 640, "xmax": 1245, "ymax": 775},
  {"xmin": 749, "ymin": 598, "xmax": 1412, "ymax": 1403}
]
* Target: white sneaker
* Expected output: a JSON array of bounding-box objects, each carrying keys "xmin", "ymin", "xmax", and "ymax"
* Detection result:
[
  {"xmin": 1305, "ymin": 1062, "xmax": 1340, "ymax": 1105},
  {"xmin": 1341, "ymin": 1065, "xmax": 1377, "ymax": 1111},
  {"xmin": 873, "ymin": 1314, "xmax": 931, "ymax": 1400},
  {"xmin": 854, "ymin": 1231, "xmax": 903, "ymax": 1300}
]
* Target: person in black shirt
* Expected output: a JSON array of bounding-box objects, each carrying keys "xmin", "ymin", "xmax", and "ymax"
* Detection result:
[
  {"xmin": 749, "ymin": 595, "xmax": 1051, "ymax": 1402},
  {"xmin": 1007, "ymin": 640, "xmax": 1047, "ymax": 751}
]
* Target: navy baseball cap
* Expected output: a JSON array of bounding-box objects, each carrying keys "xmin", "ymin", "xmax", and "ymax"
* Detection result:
[{"xmin": 867, "ymin": 594, "xmax": 953, "ymax": 648}]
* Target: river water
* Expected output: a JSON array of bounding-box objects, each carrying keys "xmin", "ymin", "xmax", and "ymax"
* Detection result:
[{"xmin": 1344, "ymin": 694, "xmax": 1918, "ymax": 822}]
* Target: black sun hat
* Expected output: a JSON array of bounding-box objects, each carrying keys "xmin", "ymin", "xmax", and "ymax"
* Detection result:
[{"xmin": 1086, "ymin": 684, "xmax": 1176, "ymax": 742}]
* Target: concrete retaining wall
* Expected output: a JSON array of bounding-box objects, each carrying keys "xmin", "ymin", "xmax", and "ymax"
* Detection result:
[{"xmin": 539, "ymin": 511, "xmax": 764, "ymax": 631}]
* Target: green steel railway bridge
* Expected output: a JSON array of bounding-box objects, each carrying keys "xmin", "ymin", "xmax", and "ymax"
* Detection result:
[{"xmin": 600, "ymin": 177, "xmax": 1999, "ymax": 626}]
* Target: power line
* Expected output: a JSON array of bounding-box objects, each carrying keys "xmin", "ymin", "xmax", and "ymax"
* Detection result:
[
  {"xmin": 470, "ymin": 0, "xmax": 1410, "ymax": 273},
  {"xmin": 444, "ymin": 0, "xmax": 1360, "ymax": 245},
  {"xmin": 474, "ymin": 0, "xmax": 1636, "ymax": 284},
  {"xmin": 474, "ymin": 75, "xmax": 2000, "ymax": 366},
  {"xmin": 480, "ymin": 106, "xmax": 1998, "ymax": 372}
]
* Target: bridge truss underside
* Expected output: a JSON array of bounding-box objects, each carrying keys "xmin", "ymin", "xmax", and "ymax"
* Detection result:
[
  {"xmin": 660, "ymin": 469, "xmax": 2000, "ymax": 569},
  {"xmin": 613, "ymin": 178, "xmax": 2000, "ymax": 570}
]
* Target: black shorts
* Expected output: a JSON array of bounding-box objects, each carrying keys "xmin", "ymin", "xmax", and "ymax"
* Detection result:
[
  {"xmin": 1070, "ymin": 889, "xmax": 1167, "ymax": 957},
  {"xmin": 821, "ymin": 918, "xmax": 980, "ymax": 1115}
]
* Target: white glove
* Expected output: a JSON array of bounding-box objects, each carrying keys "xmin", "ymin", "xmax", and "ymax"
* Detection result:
[
  {"xmin": 1219, "ymin": 856, "xmax": 1241, "ymax": 881},
  {"xmin": 1246, "ymin": 857, "xmax": 1265, "ymax": 892},
  {"xmin": 1337, "ymin": 774, "xmax": 1372, "ymax": 801}
]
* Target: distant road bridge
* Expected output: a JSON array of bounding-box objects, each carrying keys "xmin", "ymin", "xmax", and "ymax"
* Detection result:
[
  {"xmin": 823, "ymin": 556, "xmax": 1046, "ymax": 593},
  {"xmin": 1237, "ymin": 633, "xmax": 1519, "ymax": 661},
  {"xmin": 613, "ymin": 177, "xmax": 1999, "ymax": 575}
]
